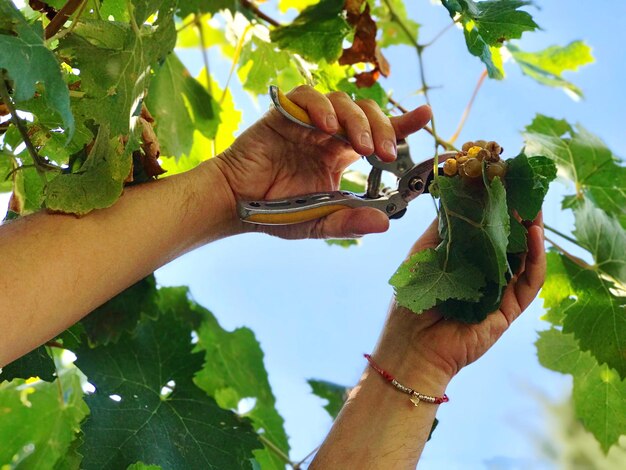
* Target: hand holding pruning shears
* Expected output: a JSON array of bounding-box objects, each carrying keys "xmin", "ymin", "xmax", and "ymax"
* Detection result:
[{"xmin": 214, "ymin": 85, "xmax": 435, "ymax": 240}]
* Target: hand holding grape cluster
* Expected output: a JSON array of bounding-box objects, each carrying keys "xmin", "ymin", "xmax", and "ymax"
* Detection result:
[{"xmin": 390, "ymin": 139, "xmax": 556, "ymax": 323}]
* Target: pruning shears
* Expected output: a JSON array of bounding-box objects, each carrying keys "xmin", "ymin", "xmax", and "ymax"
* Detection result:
[{"xmin": 237, "ymin": 86, "xmax": 455, "ymax": 225}]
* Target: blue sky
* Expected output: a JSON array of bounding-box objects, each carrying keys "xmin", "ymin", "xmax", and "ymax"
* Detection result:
[
  {"xmin": 2, "ymin": 1, "xmax": 625, "ymax": 468},
  {"xmin": 163, "ymin": 1, "xmax": 626, "ymax": 468}
]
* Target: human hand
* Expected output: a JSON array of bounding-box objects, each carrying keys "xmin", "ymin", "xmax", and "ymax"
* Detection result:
[
  {"xmin": 376, "ymin": 214, "xmax": 546, "ymax": 383},
  {"xmin": 213, "ymin": 85, "xmax": 432, "ymax": 239}
]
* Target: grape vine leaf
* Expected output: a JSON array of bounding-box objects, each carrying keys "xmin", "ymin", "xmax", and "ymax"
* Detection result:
[
  {"xmin": 390, "ymin": 248, "xmax": 486, "ymax": 315},
  {"xmin": 0, "ymin": 1, "xmax": 74, "ymax": 137},
  {"xmin": 441, "ymin": 0, "xmax": 539, "ymax": 79},
  {"xmin": 58, "ymin": 15, "xmax": 176, "ymax": 137},
  {"xmin": 326, "ymin": 238, "xmax": 360, "ymax": 248},
  {"xmin": 238, "ymin": 36, "xmax": 302, "ymax": 96},
  {"xmin": 505, "ymin": 153, "xmax": 557, "ymax": 221},
  {"xmin": 127, "ymin": 463, "xmax": 161, "ymax": 470},
  {"xmin": 270, "ymin": 0, "xmax": 352, "ymax": 63},
  {"xmin": 157, "ymin": 287, "xmax": 290, "ymax": 470},
  {"xmin": 0, "ymin": 345, "xmax": 55, "ymax": 382},
  {"xmin": 176, "ymin": 0, "xmax": 241, "ymax": 18},
  {"xmin": 523, "ymin": 115, "xmax": 626, "ymax": 228},
  {"xmin": 0, "ymin": 149, "xmax": 14, "ymax": 193},
  {"xmin": 308, "ymin": 379, "xmax": 349, "ymax": 419},
  {"xmin": 80, "ymin": 275, "xmax": 159, "ymax": 346},
  {"xmin": 146, "ymin": 54, "xmax": 219, "ymax": 158},
  {"xmin": 536, "ymin": 328, "xmax": 626, "ymax": 452},
  {"xmin": 13, "ymin": 149, "xmax": 46, "ymax": 214},
  {"xmin": 373, "ymin": 0, "xmax": 420, "ymax": 48},
  {"xmin": 507, "ymin": 41, "xmax": 594, "ymax": 99},
  {"xmin": 542, "ymin": 252, "xmax": 626, "ymax": 378},
  {"xmin": 574, "ymin": 200, "xmax": 626, "ymax": 286},
  {"xmin": 44, "ymin": 125, "xmax": 132, "ymax": 215},
  {"xmin": 0, "ymin": 371, "xmax": 89, "ymax": 469},
  {"xmin": 278, "ymin": 0, "xmax": 318, "ymax": 13},
  {"xmin": 74, "ymin": 301, "xmax": 261, "ymax": 470},
  {"xmin": 439, "ymin": 175, "xmax": 510, "ymax": 286},
  {"xmin": 53, "ymin": 433, "xmax": 83, "ymax": 470}
]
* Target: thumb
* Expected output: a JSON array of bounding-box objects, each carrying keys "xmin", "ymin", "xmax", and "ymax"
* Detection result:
[{"xmin": 313, "ymin": 207, "xmax": 390, "ymax": 239}]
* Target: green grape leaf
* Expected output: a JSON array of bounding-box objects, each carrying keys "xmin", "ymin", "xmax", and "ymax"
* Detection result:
[
  {"xmin": 176, "ymin": 0, "xmax": 242, "ymax": 18},
  {"xmin": 127, "ymin": 463, "xmax": 162, "ymax": 470},
  {"xmin": 373, "ymin": 0, "xmax": 420, "ymax": 48},
  {"xmin": 146, "ymin": 53, "xmax": 219, "ymax": 158},
  {"xmin": 0, "ymin": 2, "xmax": 74, "ymax": 137},
  {"xmin": 132, "ymin": 0, "xmax": 168, "ymax": 24},
  {"xmin": 574, "ymin": 200, "xmax": 626, "ymax": 286},
  {"xmin": 308, "ymin": 379, "xmax": 349, "ymax": 419},
  {"xmin": 0, "ymin": 149, "xmax": 14, "ymax": 193},
  {"xmin": 44, "ymin": 125, "xmax": 131, "ymax": 215},
  {"xmin": 99, "ymin": 0, "xmax": 129, "ymax": 21},
  {"xmin": 337, "ymin": 78, "xmax": 389, "ymax": 108},
  {"xmin": 58, "ymin": 15, "xmax": 176, "ymax": 136},
  {"xmin": 270, "ymin": 0, "xmax": 352, "ymax": 63},
  {"xmin": 542, "ymin": 252, "xmax": 626, "ymax": 378},
  {"xmin": 157, "ymin": 287, "xmax": 290, "ymax": 470},
  {"xmin": 536, "ymin": 328, "xmax": 626, "ymax": 452},
  {"xmin": 0, "ymin": 345, "xmax": 55, "ymax": 382},
  {"xmin": 340, "ymin": 170, "xmax": 367, "ymax": 194},
  {"xmin": 0, "ymin": 371, "xmax": 89, "ymax": 469},
  {"xmin": 507, "ymin": 41, "xmax": 594, "ymax": 99},
  {"xmin": 176, "ymin": 14, "xmax": 227, "ymax": 49},
  {"xmin": 80, "ymin": 275, "xmax": 159, "ymax": 346},
  {"xmin": 505, "ymin": 153, "xmax": 557, "ymax": 220},
  {"xmin": 238, "ymin": 36, "xmax": 302, "ymax": 96},
  {"xmin": 278, "ymin": 0, "xmax": 318, "ymax": 13},
  {"xmin": 53, "ymin": 433, "xmax": 83, "ymax": 470},
  {"xmin": 540, "ymin": 251, "xmax": 575, "ymax": 325},
  {"xmin": 75, "ymin": 302, "xmax": 261, "ymax": 470},
  {"xmin": 524, "ymin": 115, "xmax": 626, "ymax": 227},
  {"xmin": 390, "ymin": 248, "xmax": 485, "ymax": 315},
  {"xmin": 507, "ymin": 215, "xmax": 527, "ymax": 253},
  {"xmin": 325, "ymin": 238, "xmax": 360, "ymax": 248},
  {"xmin": 441, "ymin": 0, "xmax": 539, "ymax": 79},
  {"xmin": 13, "ymin": 149, "xmax": 46, "ymax": 215},
  {"xmin": 439, "ymin": 175, "xmax": 510, "ymax": 286}
]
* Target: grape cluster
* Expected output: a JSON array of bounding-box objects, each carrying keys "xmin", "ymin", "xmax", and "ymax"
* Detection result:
[{"xmin": 443, "ymin": 140, "xmax": 507, "ymax": 182}]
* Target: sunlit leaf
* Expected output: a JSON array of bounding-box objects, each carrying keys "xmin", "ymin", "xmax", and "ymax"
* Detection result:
[
  {"xmin": 508, "ymin": 41, "xmax": 594, "ymax": 98},
  {"xmin": 537, "ymin": 328, "xmax": 626, "ymax": 452}
]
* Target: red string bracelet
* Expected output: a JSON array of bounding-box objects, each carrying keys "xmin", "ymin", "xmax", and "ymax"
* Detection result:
[{"xmin": 364, "ymin": 354, "xmax": 449, "ymax": 406}]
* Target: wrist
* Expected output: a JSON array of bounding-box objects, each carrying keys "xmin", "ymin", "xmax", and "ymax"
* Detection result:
[
  {"xmin": 187, "ymin": 157, "xmax": 244, "ymax": 243},
  {"xmin": 373, "ymin": 302, "xmax": 455, "ymax": 391}
]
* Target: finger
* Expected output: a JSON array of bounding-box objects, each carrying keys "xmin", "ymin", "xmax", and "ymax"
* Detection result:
[
  {"xmin": 286, "ymin": 85, "xmax": 339, "ymax": 134},
  {"xmin": 327, "ymin": 91, "xmax": 375, "ymax": 156},
  {"xmin": 312, "ymin": 207, "xmax": 389, "ymax": 239},
  {"xmin": 356, "ymin": 99, "xmax": 397, "ymax": 162},
  {"xmin": 514, "ymin": 223, "xmax": 546, "ymax": 311},
  {"xmin": 390, "ymin": 105, "xmax": 432, "ymax": 140}
]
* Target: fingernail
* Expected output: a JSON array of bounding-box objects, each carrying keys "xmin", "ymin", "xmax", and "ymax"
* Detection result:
[
  {"xmin": 360, "ymin": 131, "xmax": 373, "ymax": 149},
  {"xmin": 383, "ymin": 140, "xmax": 397, "ymax": 158},
  {"xmin": 326, "ymin": 114, "xmax": 337, "ymax": 129}
]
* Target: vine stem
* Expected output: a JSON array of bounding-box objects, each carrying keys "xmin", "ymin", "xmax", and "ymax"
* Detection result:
[
  {"xmin": 44, "ymin": 0, "xmax": 84, "ymax": 39},
  {"xmin": 240, "ymin": 0, "xmax": 281, "ymax": 27},
  {"xmin": 423, "ymin": 21, "xmax": 457, "ymax": 48},
  {"xmin": 449, "ymin": 69, "xmax": 488, "ymax": 144},
  {"xmin": 0, "ymin": 73, "xmax": 59, "ymax": 174},
  {"xmin": 544, "ymin": 223, "xmax": 583, "ymax": 248},
  {"xmin": 544, "ymin": 236, "xmax": 593, "ymax": 271},
  {"xmin": 257, "ymin": 435, "xmax": 297, "ymax": 468},
  {"xmin": 292, "ymin": 445, "xmax": 320, "ymax": 469},
  {"xmin": 387, "ymin": 96, "xmax": 457, "ymax": 152}
]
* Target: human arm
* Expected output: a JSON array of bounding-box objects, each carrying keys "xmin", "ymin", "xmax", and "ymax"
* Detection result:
[
  {"xmin": 0, "ymin": 86, "xmax": 432, "ymax": 366},
  {"xmin": 310, "ymin": 215, "xmax": 546, "ymax": 469}
]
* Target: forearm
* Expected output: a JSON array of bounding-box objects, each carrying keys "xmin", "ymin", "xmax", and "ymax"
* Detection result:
[
  {"xmin": 311, "ymin": 306, "xmax": 452, "ymax": 469},
  {"xmin": 0, "ymin": 158, "xmax": 237, "ymax": 366}
]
